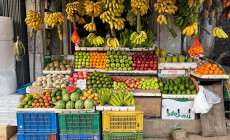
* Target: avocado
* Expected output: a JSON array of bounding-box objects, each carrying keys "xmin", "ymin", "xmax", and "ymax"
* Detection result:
[
  {"xmin": 179, "ymin": 85, "xmax": 185, "ymax": 91},
  {"xmin": 173, "ymin": 85, "xmax": 178, "ymax": 92},
  {"xmin": 174, "ymin": 79, "xmax": 178, "ymax": 85},
  {"xmin": 169, "ymin": 85, "xmax": 173, "ymax": 92},
  {"xmin": 182, "ymin": 91, "xmax": 186, "ymax": 95},
  {"xmin": 160, "ymin": 87, "xmax": 164, "ymax": 93},
  {"xmin": 186, "ymin": 57, "xmax": 193, "ymax": 62},
  {"xmin": 177, "ymin": 90, "xmax": 182, "ymax": 94},
  {"xmin": 163, "ymin": 79, "xmax": 167, "ymax": 84},
  {"xmin": 185, "ymin": 76, "xmax": 190, "ymax": 82},
  {"xmin": 159, "ymin": 82, "xmax": 164, "ymax": 87},
  {"xmin": 164, "ymin": 84, "xmax": 169, "ymax": 91},
  {"xmin": 192, "ymin": 90, "xmax": 197, "ymax": 94},
  {"xmin": 185, "ymin": 83, "xmax": 190, "ymax": 89},
  {"xmin": 177, "ymin": 76, "xmax": 182, "ymax": 83},
  {"xmin": 172, "ymin": 91, "xmax": 176, "ymax": 94},
  {"xmin": 181, "ymin": 76, "xmax": 186, "ymax": 82},
  {"xmin": 166, "ymin": 79, "xmax": 169, "ymax": 84},
  {"xmin": 186, "ymin": 89, "xmax": 191, "ymax": 94},
  {"xmin": 189, "ymin": 85, "xmax": 195, "ymax": 91},
  {"xmin": 163, "ymin": 91, "xmax": 168, "ymax": 94},
  {"xmin": 170, "ymin": 79, "xmax": 173, "ymax": 84}
]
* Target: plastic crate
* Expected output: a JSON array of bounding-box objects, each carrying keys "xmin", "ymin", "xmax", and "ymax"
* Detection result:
[
  {"xmin": 103, "ymin": 133, "xmax": 142, "ymax": 140},
  {"xmin": 60, "ymin": 134, "xmax": 101, "ymax": 140},
  {"xmin": 17, "ymin": 133, "xmax": 59, "ymax": 140},
  {"xmin": 16, "ymin": 82, "xmax": 33, "ymax": 95},
  {"xmin": 17, "ymin": 112, "xmax": 58, "ymax": 133},
  {"xmin": 58, "ymin": 111, "xmax": 101, "ymax": 135},
  {"xmin": 102, "ymin": 105, "xmax": 143, "ymax": 133}
]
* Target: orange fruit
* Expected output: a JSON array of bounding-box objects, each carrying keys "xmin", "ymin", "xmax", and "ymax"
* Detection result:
[
  {"xmin": 206, "ymin": 63, "xmax": 211, "ymax": 68},
  {"xmin": 208, "ymin": 70, "xmax": 213, "ymax": 75},
  {"xmin": 219, "ymin": 71, "xmax": 223, "ymax": 74},
  {"xmin": 210, "ymin": 67, "xmax": 215, "ymax": 71},
  {"xmin": 212, "ymin": 64, "xmax": 217, "ymax": 68},
  {"xmin": 214, "ymin": 70, "xmax": 218, "ymax": 75},
  {"xmin": 204, "ymin": 71, "xmax": 209, "ymax": 75}
]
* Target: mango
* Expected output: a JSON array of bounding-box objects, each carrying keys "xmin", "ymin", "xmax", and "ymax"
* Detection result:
[
  {"xmin": 171, "ymin": 56, "xmax": 178, "ymax": 63},
  {"xmin": 178, "ymin": 55, "xmax": 185, "ymax": 62},
  {"xmin": 160, "ymin": 49, "xmax": 167, "ymax": 57},
  {"xmin": 155, "ymin": 47, "xmax": 160, "ymax": 58},
  {"xmin": 166, "ymin": 56, "xmax": 172, "ymax": 62},
  {"xmin": 186, "ymin": 57, "xmax": 193, "ymax": 62},
  {"xmin": 159, "ymin": 57, "xmax": 166, "ymax": 63}
]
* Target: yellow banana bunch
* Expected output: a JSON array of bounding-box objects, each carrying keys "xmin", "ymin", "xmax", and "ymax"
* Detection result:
[
  {"xmin": 102, "ymin": 0, "xmax": 124, "ymax": 16},
  {"xmin": 100, "ymin": 11, "xmax": 125, "ymax": 31},
  {"xmin": 84, "ymin": 1, "xmax": 103, "ymax": 17},
  {"xmin": 154, "ymin": 0, "xmax": 178, "ymax": 14},
  {"xmin": 188, "ymin": 0, "xmax": 197, "ymax": 8},
  {"xmin": 66, "ymin": 1, "xmax": 86, "ymax": 24},
  {"xmin": 212, "ymin": 27, "xmax": 229, "ymax": 39},
  {"xmin": 84, "ymin": 22, "xmax": 96, "ymax": 32},
  {"xmin": 130, "ymin": 31, "xmax": 147, "ymax": 45},
  {"xmin": 107, "ymin": 38, "xmax": 120, "ymax": 50},
  {"xmin": 44, "ymin": 12, "xmax": 64, "ymax": 40},
  {"xmin": 131, "ymin": 0, "xmax": 149, "ymax": 16},
  {"xmin": 87, "ymin": 33, "xmax": 105, "ymax": 46},
  {"xmin": 157, "ymin": 15, "xmax": 167, "ymax": 25},
  {"xmin": 182, "ymin": 23, "xmax": 198, "ymax": 36},
  {"xmin": 25, "ymin": 10, "xmax": 43, "ymax": 38}
]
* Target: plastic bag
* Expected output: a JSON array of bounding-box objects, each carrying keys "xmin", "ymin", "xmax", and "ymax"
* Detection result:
[
  {"xmin": 188, "ymin": 36, "xmax": 204, "ymax": 57},
  {"xmin": 71, "ymin": 27, "xmax": 80, "ymax": 45},
  {"xmin": 0, "ymin": 69, "xmax": 17, "ymax": 95},
  {"xmin": 203, "ymin": 88, "xmax": 221, "ymax": 105},
  {"xmin": 192, "ymin": 86, "xmax": 211, "ymax": 114}
]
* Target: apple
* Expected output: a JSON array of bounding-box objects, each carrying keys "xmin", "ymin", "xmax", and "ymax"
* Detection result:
[
  {"xmin": 150, "ymin": 64, "xmax": 154, "ymax": 68},
  {"xmin": 137, "ymin": 64, "xmax": 141, "ymax": 67},
  {"xmin": 141, "ymin": 64, "xmax": 145, "ymax": 68},
  {"xmin": 132, "ymin": 64, "xmax": 137, "ymax": 67},
  {"xmin": 145, "ymin": 64, "xmax": 149, "ymax": 68},
  {"xmin": 153, "ymin": 64, "xmax": 157, "ymax": 68},
  {"xmin": 148, "ymin": 68, "xmax": 152, "ymax": 70},
  {"xmin": 137, "ymin": 61, "xmax": 141, "ymax": 64},
  {"xmin": 152, "ymin": 68, "xmax": 156, "ymax": 70},
  {"xmin": 146, "ymin": 61, "xmax": 150, "ymax": 64},
  {"xmin": 144, "ymin": 68, "xmax": 148, "ymax": 70},
  {"xmin": 132, "ymin": 67, "xmax": 136, "ymax": 70},
  {"xmin": 136, "ymin": 67, "xmax": 140, "ymax": 70},
  {"xmin": 74, "ymin": 77, "xmax": 78, "ymax": 81},
  {"xmin": 150, "ymin": 61, "xmax": 154, "ymax": 64},
  {"xmin": 140, "ymin": 68, "xmax": 144, "ymax": 70}
]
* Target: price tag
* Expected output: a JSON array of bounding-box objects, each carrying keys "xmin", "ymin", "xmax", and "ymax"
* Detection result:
[
  {"xmin": 160, "ymin": 69, "xmax": 186, "ymax": 75},
  {"xmin": 67, "ymin": 55, "xmax": 75, "ymax": 61},
  {"xmin": 76, "ymin": 80, "xmax": 86, "ymax": 90}
]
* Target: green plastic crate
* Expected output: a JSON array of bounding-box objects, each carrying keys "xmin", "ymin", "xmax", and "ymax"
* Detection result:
[
  {"xmin": 58, "ymin": 111, "xmax": 101, "ymax": 135},
  {"xmin": 103, "ymin": 133, "xmax": 142, "ymax": 140}
]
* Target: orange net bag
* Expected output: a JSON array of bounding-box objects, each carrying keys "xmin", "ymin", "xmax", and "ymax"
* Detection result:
[
  {"xmin": 71, "ymin": 27, "xmax": 80, "ymax": 45},
  {"xmin": 188, "ymin": 36, "xmax": 204, "ymax": 57}
]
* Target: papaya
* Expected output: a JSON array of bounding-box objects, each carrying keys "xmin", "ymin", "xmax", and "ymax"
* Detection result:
[
  {"xmin": 171, "ymin": 56, "xmax": 178, "ymax": 63},
  {"xmin": 166, "ymin": 56, "xmax": 172, "ymax": 62},
  {"xmin": 160, "ymin": 49, "xmax": 167, "ymax": 57},
  {"xmin": 155, "ymin": 47, "xmax": 160, "ymax": 58},
  {"xmin": 159, "ymin": 57, "xmax": 166, "ymax": 63},
  {"xmin": 186, "ymin": 57, "xmax": 193, "ymax": 62},
  {"xmin": 178, "ymin": 55, "xmax": 185, "ymax": 62}
]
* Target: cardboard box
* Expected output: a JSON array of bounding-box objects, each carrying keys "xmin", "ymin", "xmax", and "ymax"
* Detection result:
[
  {"xmin": 0, "ymin": 126, "xmax": 17, "ymax": 140},
  {"xmin": 162, "ymin": 99, "xmax": 195, "ymax": 120}
]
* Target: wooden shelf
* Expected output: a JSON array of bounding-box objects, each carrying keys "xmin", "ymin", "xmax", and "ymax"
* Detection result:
[
  {"xmin": 190, "ymin": 72, "xmax": 229, "ymax": 79},
  {"xmin": 158, "ymin": 62, "xmax": 197, "ymax": 69},
  {"xmin": 75, "ymin": 46, "xmax": 155, "ymax": 51},
  {"xmin": 162, "ymin": 94, "xmax": 196, "ymax": 99}
]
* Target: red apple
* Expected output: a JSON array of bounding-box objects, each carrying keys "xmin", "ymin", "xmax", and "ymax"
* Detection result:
[
  {"xmin": 137, "ymin": 64, "xmax": 141, "ymax": 67},
  {"xmin": 142, "ymin": 61, "xmax": 146, "ymax": 64},
  {"xmin": 140, "ymin": 68, "xmax": 144, "ymax": 70},
  {"xmin": 132, "ymin": 64, "xmax": 136, "ymax": 67},
  {"xmin": 153, "ymin": 64, "xmax": 157, "ymax": 68},
  {"xmin": 137, "ymin": 61, "xmax": 141, "ymax": 64},
  {"xmin": 146, "ymin": 61, "xmax": 150, "ymax": 64},
  {"xmin": 144, "ymin": 68, "xmax": 148, "ymax": 70},
  {"xmin": 136, "ymin": 67, "xmax": 140, "ymax": 70},
  {"xmin": 148, "ymin": 68, "xmax": 152, "ymax": 70},
  {"xmin": 132, "ymin": 67, "xmax": 136, "ymax": 70},
  {"xmin": 141, "ymin": 64, "xmax": 145, "ymax": 67},
  {"xmin": 150, "ymin": 64, "xmax": 154, "ymax": 67},
  {"xmin": 150, "ymin": 61, "xmax": 154, "ymax": 64},
  {"xmin": 145, "ymin": 64, "xmax": 149, "ymax": 68},
  {"xmin": 143, "ymin": 58, "xmax": 146, "ymax": 61},
  {"xmin": 74, "ymin": 77, "xmax": 78, "ymax": 81},
  {"xmin": 152, "ymin": 68, "xmax": 156, "ymax": 70}
]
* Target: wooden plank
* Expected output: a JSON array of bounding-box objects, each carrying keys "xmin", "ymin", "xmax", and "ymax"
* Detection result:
[
  {"xmin": 200, "ymin": 85, "xmax": 227, "ymax": 136},
  {"xmin": 190, "ymin": 72, "xmax": 229, "ymax": 79},
  {"xmin": 158, "ymin": 62, "xmax": 197, "ymax": 69}
]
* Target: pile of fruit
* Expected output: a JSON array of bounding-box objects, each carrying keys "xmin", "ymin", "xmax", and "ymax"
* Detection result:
[
  {"xmin": 86, "ymin": 71, "xmax": 113, "ymax": 89},
  {"xmin": 80, "ymin": 88, "xmax": 99, "ymax": 106},
  {"xmin": 105, "ymin": 51, "xmax": 133, "ymax": 71},
  {"xmin": 188, "ymin": 45, "xmax": 204, "ymax": 56},
  {"xmin": 89, "ymin": 52, "xmax": 107, "ymax": 70},
  {"xmin": 44, "ymin": 59, "xmax": 73, "ymax": 71},
  {"xmin": 32, "ymin": 74, "xmax": 69, "ymax": 89},
  {"xmin": 132, "ymin": 52, "xmax": 157, "ymax": 71},
  {"xmin": 194, "ymin": 63, "xmax": 225, "ymax": 75},
  {"xmin": 75, "ymin": 52, "xmax": 91, "ymax": 69},
  {"xmin": 98, "ymin": 88, "xmax": 134, "ymax": 106},
  {"xmin": 112, "ymin": 77, "xmax": 159, "ymax": 90},
  {"xmin": 156, "ymin": 48, "xmax": 193, "ymax": 63},
  {"xmin": 18, "ymin": 90, "xmax": 57, "ymax": 108},
  {"xmin": 69, "ymin": 72, "xmax": 89, "ymax": 86},
  {"xmin": 159, "ymin": 76, "xmax": 197, "ymax": 95},
  {"xmin": 56, "ymin": 85, "xmax": 94, "ymax": 109}
]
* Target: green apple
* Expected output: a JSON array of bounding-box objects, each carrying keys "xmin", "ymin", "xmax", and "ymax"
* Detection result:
[
  {"xmin": 128, "ymin": 56, "xmax": 132, "ymax": 60},
  {"xmin": 120, "ymin": 59, "xmax": 125, "ymax": 63},
  {"xmin": 86, "ymin": 62, "xmax": 89, "ymax": 66},
  {"xmin": 117, "ymin": 51, "xmax": 121, "ymax": 55},
  {"xmin": 126, "ymin": 64, "xmax": 130, "ymax": 67},
  {"xmin": 128, "ymin": 67, "xmax": 132, "ymax": 71},
  {"xmin": 123, "ymin": 55, "xmax": 128, "ymax": 59},
  {"xmin": 86, "ymin": 53, "xmax": 90, "ymax": 56},
  {"xmin": 87, "ymin": 56, "xmax": 91, "ymax": 59},
  {"xmin": 78, "ymin": 61, "xmax": 82, "ymax": 65},
  {"xmin": 113, "ymin": 67, "xmax": 118, "ymax": 71},
  {"xmin": 114, "ymin": 55, "xmax": 118, "ymax": 59},
  {"xmin": 77, "ymin": 65, "xmax": 82, "ymax": 69},
  {"xmin": 106, "ymin": 64, "xmax": 111, "ymax": 68},
  {"xmin": 79, "ymin": 59, "xmax": 82, "ymax": 62},
  {"xmin": 79, "ymin": 52, "xmax": 83, "ymax": 56},
  {"xmin": 75, "ymin": 55, "xmax": 79, "ymax": 59},
  {"xmin": 110, "ymin": 55, "xmax": 114, "ymax": 59},
  {"xmin": 82, "ymin": 62, "xmax": 86, "ymax": 66},
  {"xmin": 116, "ymin": 63, "xmax": 121, "ymax": 67},
  {"xmin": 82, "ymin": 59, "xmax": 86, "ymax": 62},
  {"xmin": 107, "ymin": 51, "xmax": 111, "ymax": 55},
  {"xmin": 83, "ymin": 52, "xmax": 86, "ymax": 55},
  {"xmin": 111, "ymin": 59, "xmax": 115, "ymax": 63},
  {"xmin": 112, "ymin": 51, "xmax": 116, "ymax": 55},
  {"xmin": 86, "ymin": 65, "xmax": 90, "ymax": 69},
  {"xmin": 123, "ymin": 67, "xmax": 127, "ymax": 71},
  {"xmin": 75, "ymin": 52, "xmax": 79, "ymax": 56},
  {"xmin": 142, "ymin": 86, "xmax": 146, "ymax": 90},
  {"xmin": 121, "ymin": 64, "xmax": 125, "ymax": 67},
  {"xmin": 129, "ymin": 61, "xmax": 133, "ymax": 64},
  {"xmin": 84, "ymin": 55, "xmax": 87, "ymax": 59},
  {"xmin": 146, "ymin": 86, "xmax": 150, "ymax": 90},
  {"xmin": 106, "ymin": 59, "xmax": 110, "ymax": 63},
  {"xmin": 105, "ymin": 55, "xmax": 109, "ymax": 59},
  {"xmin": 119, "ymin": 55, "xmax": 123, "ymax": 59},
  {"xmin": 111, "ymin": 63, "xmax": 115, "ymax": 68},
  {"xmin": 125, "ymin": 59, "xmax": 129, "ymax": 64},
  {"xmin": 118, "ymin": 67, "xmax": 123, "ymax": 71},
  {"xmin": 121, "ymin": 51, "xmax": 126, "ymax": 55},
  {"xmin": 109, "ymin": 67, "xmax": 113, "ymax": 70},
  {"xmin": 116, "ymin": 59, "xmax": 120, "ymax": 63}
]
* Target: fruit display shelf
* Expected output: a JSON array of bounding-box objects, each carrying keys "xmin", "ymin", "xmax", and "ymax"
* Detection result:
[
  {"xmin": 75, "ymin": 45, "xmax": 155, "ymax": 51},
  {"xmin": 16, "ymin": 107, "xmax": 95, "ymax": 113},
  {"xmin": 16, "ymin": 108, "xmax": 56, "ymax": 112},
  {"xmin": 113, "ymin": 89, "xmax": 161, "ymax": 97},
  {"xmin": 43, "ymin": 70, "xmax": 71, "ymax": 74},
  {"xmin": 158, "ymin": 62, "xmax": 197, "ymax": 69},
  {"xmin": 190, "ymin": 72, "xmax": 229, "ymax": 79},
  {"xmin": 74, "ymin": 69, "xmax": 157, "ymax": 75},
  {"xmin": 162, "ymin": 94, "xmax": 196, "ymax": 99},
  {"xmin": 96, "ymin": 105, "xmax": 135, "ymax": 111}
]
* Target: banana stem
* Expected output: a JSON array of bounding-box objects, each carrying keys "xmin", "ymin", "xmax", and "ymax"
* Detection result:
[
  {"xmin": 137, "ymin": 9, "xmax": 141, "ymax": 32},
  {"xmin": 92, "ymin": 15, "xmax": 94, "ymax": 23},
  {"xmin": 165, "ymin": 15, "xmax": 177, "ymax": 38},
  {"xmin": 57, "ymin": 24, "xmax": 63, "ymax": 41},
  {"xmin": 73, "ymin": 14, "xmax": 77, "ymax": 28},
  {"xmin": 111, "ymin": 29, "xmax": 116, "ymax": 38},
  {"xmin": 30, "ymin": 28, "xmax": 34, "ymax": 38}
]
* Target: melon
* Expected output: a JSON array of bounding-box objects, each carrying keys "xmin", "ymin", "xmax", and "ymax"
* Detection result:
[
  {"xmin": 66, "ymin": 101, "xmax": 75, "ymax": 109},
  {"xmin": 84, "ymin": 99, "xmax": 94, "ymax": 109},
  {"xmin": 62, "ymin": 93, "xmax": 70, "ymax": 102},
  {"xmin": 70, "ymin": 92, "xmax": 80, "ymax": 102},
  {"xmin": 56, "ymin": 100, "xmax": 66, "ymax": 109},
  {"xmin": 75, "ymin": 100, "xmax": 84, "ymax": 109},
  {"xmin": 66, "ymin": 85, "xmax": 75, "ymax": 93},
  {"xmin": 75, "ymin": 88, "xmax": 82, "ymax": 94}
]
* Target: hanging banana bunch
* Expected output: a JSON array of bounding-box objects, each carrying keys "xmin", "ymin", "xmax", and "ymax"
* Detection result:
[
  {"xmin": 83, "ymin": 1, "xmax": 103, "ymax": 32},
  {"xmin": 131, "ymin": 0, "xmax": 149, "ymax": 16},
  {"xmin": 66, "ymin": 1, "xmax": 86, "ymax": 25},
  {"xmin": 25, "ymin": 10, "xmax": 43, "ymax": 38},
  {"xmin": 13, "ymin": 36, "xmax": 25, "ymax": 61},
  {"xmin": 87, "ymin": 33, "xmax": 105, "ymax": 46},
  {"xmin": 44, "ymin": 12, "xmax": 64, "ymax": 41}
]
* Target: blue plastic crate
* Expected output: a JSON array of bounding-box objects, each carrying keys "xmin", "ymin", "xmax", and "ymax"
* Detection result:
[
  {"xmin": 17, "ymin": 112, "xmax": 58, "ymax": 133},
  {"xmin": 60, "ymin": 134, "xmax": 101, "ymax": 140},
  {"xmin": 16, "ymin": 82, "xmax": 33, "ymax": 95},
  {"xmin": 17, "ymin": 133, "xmax": 59, "ymax": 140}
]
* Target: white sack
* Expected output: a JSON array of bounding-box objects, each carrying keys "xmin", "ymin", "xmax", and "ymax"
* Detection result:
[
  {"xmin": 0, "ymin": 16, "xmax": 14, "ymax": 41},
  {"xmin": 0, "ymin": 69, "xmax": 17, "ymax": 95},
  {"xmin": 0, "ymin": 40, "xmax": 15, "ymax": 69}
]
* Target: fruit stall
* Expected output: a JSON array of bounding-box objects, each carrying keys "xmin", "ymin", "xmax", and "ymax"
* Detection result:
[{"xmin": 1, "ymin": 0, "xmax": 229, "ymax": 139}]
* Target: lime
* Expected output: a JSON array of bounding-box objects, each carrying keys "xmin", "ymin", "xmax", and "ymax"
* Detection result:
[
  {"xmin": 24, "ymin": 104, "xmax": 30, "ymax": 108},
  {"xmin": 18, "ymin": 104, "xmax": 24, "ymax": 108}
]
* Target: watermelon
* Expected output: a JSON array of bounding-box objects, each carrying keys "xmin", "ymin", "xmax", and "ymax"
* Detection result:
[
  {"xmin": 56, "ymin": 100, "xmax": 66, "ymax": 109},
  {"xmin": 66, "ymin": 101, "xmax": 75, "ymax": 109},
  {"xmin": 75, "ymin": 100, "xmax": 84, "ymax": 109},
  {"xmin": 75, "ymin": 88, "xmax": 82, "ymax": 94},
  {"xmin": 84, "ymin": 99, "xmax": 94, "ymax": 109},
  {"xmin": 70, "ymin": 92, "xmax": 80, "ymax": 102},
  {"xmin": 62, "ymin": 89, "xmax": 67, "ymax": 95},
  {"xmin": 66, "ymin": 86, "xmax": 76, "ymax": 93},
  {"xmin": 63, "ymin": 94, "xmax": 70, "ymax": 102},
  {"xmin": 68, "ymin": 83, "xmax": 76, "ymax": 87}
]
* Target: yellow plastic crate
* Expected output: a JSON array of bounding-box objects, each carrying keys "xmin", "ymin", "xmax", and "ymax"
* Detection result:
[{"xmin": 102, "ymin": 105, "xmax": 143, "ymax": 133}]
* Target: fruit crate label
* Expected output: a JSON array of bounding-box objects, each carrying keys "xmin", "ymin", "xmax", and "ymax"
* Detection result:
[
  {"xmin": 76, "ymin": 80, "xmax": 86, "ymax": 90},
  {"xmin": 67, "ymin": 55, "xmax": 75, "ymax": 61},
  {"xmin": 160, "ymin": 69, "xmax": 186, "ymax": 75}
]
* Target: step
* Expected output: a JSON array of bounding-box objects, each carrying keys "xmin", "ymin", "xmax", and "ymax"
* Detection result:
[{"xmin": 143, "ymin": 119, "xmax": 201, "ymax": 138}]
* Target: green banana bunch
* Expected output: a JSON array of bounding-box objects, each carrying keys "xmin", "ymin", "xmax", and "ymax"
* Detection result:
[
  {"xmin": 109, "ymin": 90, "xmax": 134, "ymax": 106},
  {"xmin": 13, "ymin": 36, "xmax": 25, "ymax": 61},
  {"xmin": 87, "ymin": 33, "xmax": 105, "ymax": 47},
  {"xmin": 130, "ymin": 31, "xmax": 147, "ymax": 45},
  {"xmin": 78, "ymin": 37, "xmax": 93, "ymax": 47},
  {"xmin": 98, "ymin": 88, "xmax": 112, "ymax": 105}
]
